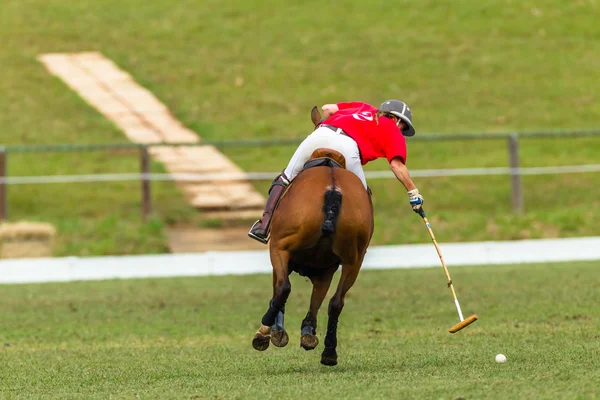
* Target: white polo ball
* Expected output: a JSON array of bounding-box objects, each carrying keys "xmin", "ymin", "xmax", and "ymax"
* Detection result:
[{"xmin": 495, "ymin": 354, "xmax": 507, "ymax": 363}]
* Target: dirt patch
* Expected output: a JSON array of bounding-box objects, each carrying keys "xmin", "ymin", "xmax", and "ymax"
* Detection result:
[
  {"xmin": 166, "ymin": 226, "xmax": 267, "ymax": 253},
  {"xmin": 0, "ymin": 221, "xmax": 56, "ymax": 259}
]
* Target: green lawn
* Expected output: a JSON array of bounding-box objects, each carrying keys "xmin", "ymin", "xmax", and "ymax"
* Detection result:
[
  {"xmin": 2, "ymin": 0, "xmax": 600, "ymax": 255},
  {"xmin": 1, "ymin": 261, "xmax": 599, "ymax": 398}
]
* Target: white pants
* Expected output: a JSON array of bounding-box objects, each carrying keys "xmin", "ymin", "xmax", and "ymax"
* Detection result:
[{"xmin": 283, "ymin": 126, "xmax": 367, "ymax": 189}]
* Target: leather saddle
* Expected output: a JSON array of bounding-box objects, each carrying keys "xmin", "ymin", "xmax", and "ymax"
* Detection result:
[{"xmin": 303, "ymin": 148, "xmax": 346, "ymax": 170}]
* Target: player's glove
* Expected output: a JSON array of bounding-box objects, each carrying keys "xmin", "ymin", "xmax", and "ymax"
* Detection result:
[{"xmin": 408, "ymin": 189, "xmax": 424, "ymax": 213}]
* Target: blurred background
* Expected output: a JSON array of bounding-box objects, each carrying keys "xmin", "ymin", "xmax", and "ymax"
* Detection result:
[{"xmin": 1, "ymin": 0, "xmax": 599, "ymax": 258}]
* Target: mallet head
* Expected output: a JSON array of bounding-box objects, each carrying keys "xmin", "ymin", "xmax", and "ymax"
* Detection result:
[{"xmin": 449, "ymin": 314, "xmax": 478, "ymax": 333}]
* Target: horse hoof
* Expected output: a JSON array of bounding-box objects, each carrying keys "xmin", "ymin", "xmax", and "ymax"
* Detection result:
[
  {"xmin": 270, "ymin": 328, "xmax": 289, "ymax": 348},
  {"xmin": 252, "ymin": 333, "xmax": 270, "ymax": 351},
  {"xmin": 320, "ymin": 347, "xmax": 338, "ymax": 366},
  {"xmin": 300, "ymin": 333, "xmax": 319, "ymax": 350}
]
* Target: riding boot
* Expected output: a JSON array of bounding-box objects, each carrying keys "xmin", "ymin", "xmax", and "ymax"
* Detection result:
[{"xmin": 248, "ymin": 174, "xmax": 289, "ymax": 244}]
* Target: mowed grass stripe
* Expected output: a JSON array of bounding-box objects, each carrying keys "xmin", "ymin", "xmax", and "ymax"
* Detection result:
[{"xmin": 0, "ymin": 261, "xmax": 599, "ymax": 398}]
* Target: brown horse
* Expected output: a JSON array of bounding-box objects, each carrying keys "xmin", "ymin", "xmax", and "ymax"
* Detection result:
[{"xmin": 251, "ymin": 109, "xmax": 374, "ymax": 366}]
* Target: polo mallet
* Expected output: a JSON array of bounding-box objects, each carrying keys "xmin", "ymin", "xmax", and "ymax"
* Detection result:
[{"xmin": 418, "ymin": 208, "xmax": 478, "ymax": 333}]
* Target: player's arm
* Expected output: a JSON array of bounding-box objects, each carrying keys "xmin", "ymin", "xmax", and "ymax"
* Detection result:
[
  {"xmin": 390, "ymin": 157, "xmax": 416, "ymax": 191},
  {"xmin": 321, "ymin": 101, "xmax": 367, "ymax": 118},
  {"xmin": 321, "ymin": 104, "xmax": 339, "ymax": 119},
  {"xmin": 390, "ymin": 157, "xmax": 424, "ymax": 213}
]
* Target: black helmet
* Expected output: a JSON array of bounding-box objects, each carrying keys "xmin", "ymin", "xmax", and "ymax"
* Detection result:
[{"xmin": 379, "ymin": 100, "xmax": 416, "ymax": 137}]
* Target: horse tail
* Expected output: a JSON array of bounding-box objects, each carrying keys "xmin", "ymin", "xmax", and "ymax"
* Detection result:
[{"xmin": 321, "ymin": 170, "xmax": 342, "ymax": 236}]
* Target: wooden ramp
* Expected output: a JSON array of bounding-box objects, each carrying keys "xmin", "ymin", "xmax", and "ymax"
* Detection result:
[{"xmin": 38, "ymin": 52, "xmax": 264, "ymax": 218}]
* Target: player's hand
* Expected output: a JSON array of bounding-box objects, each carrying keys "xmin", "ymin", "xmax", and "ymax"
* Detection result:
[
  {"xmin": 321, "ymin": 104, "xmax": 339, "ymax": 119},
  {"xmin": 408, "ymin": 189, "xmax": 424, "ymax": 213}
]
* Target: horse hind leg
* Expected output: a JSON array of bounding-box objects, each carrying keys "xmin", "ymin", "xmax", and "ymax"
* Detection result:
[
  {"xmin": 321, "ymin": 260, "xmax": 361, "ymax": 366},
  {"xmin": 252, "ymin": 249, "xmax": 291, "ymax": 351},
  {"xmin": 301, "ymin": 267, "xmax": 336, "ymax": 351}
]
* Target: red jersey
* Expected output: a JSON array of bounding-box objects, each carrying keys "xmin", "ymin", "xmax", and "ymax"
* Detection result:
[{"xmin": 323, "ymin": 101, "xmax": 407, "ymax": 165}]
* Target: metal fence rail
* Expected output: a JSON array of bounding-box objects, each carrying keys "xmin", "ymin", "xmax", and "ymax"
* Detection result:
[
  {"xmin": 1, "ymin": 164, "xmax": 600, "ymax": 185},
  {"xmin": 1, "ymin": 129, "xmax": 599, "ymax": 220}
]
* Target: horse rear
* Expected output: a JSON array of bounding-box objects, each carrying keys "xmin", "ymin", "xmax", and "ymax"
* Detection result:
[
  {"xmin": 272, "ymin": 167, "xmax": 373, "ymax": 265},
  {"xmin": 252, "ymin": 163, "xmax": 374, "ymax": 366}
]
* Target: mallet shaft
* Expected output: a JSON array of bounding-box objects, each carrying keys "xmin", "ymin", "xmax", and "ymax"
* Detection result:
[
  {"xmin": 454, "ymin": 299, "xmax": 465, "ymax": 321},
  {"xmin": 423, "ymin": 217, "xmax": 458, "ymax": 302},
  {"xmin": 418, "ymin": 209, "xmax": 478, "ymax": 332}
]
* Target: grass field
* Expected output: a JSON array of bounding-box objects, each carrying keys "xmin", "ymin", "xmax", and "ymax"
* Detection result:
[
  {"xmin": 1, "ymin": 261, "xmax": 599, "ymax": 399},
  {"xmin": 2, "ymin": 0, "xmax": 600, "ymax": 255}
]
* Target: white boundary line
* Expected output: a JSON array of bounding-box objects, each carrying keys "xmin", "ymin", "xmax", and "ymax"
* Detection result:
[
  {"xmin": 1, "ymin": 236, "xmax": 599, "ymax": 284},
  {"xmin": 1, "ymin": 164, "xmax": 599, "ymax": 184}
]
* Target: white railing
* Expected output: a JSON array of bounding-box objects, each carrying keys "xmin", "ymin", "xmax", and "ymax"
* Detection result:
[
  {"xmin": 1, "ymin": 164, "xmax": 599, "ymax": 185},
  {"xmin": 0, "ymin": 164, "xmax": 599, "ymax": 220}
]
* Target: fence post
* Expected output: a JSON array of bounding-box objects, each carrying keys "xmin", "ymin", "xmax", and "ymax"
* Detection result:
[
  {"xmin": 0, "ymin": 148, "xmax": 6, "ymax": 221},
  {"xmin": 140, "ymin": 146, "xmax": 152, "ymax": 220},
  {"xmin": 507, "ymin": 134, "xmax": 524, "ymax": 213}
]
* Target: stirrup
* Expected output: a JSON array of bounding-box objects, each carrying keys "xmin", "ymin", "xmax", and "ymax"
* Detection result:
[{"xmin": 248, "ymin": 220, "xmax": 269, "ymax": 244}]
